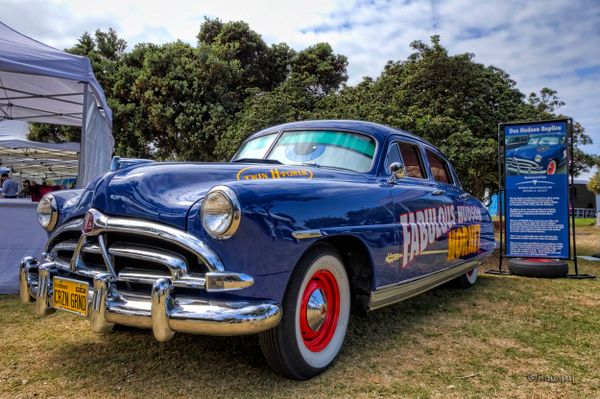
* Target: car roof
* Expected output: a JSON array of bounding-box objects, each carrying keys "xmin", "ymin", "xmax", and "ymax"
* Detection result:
[{"xmin": 246, "ymin": 119, "xmax": 435, "ymax": 147}]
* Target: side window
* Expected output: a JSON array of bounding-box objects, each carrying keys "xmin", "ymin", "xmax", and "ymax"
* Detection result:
[
  {"xmin": 398, "ymin": 142, "xmax": 425, "ymax": 179},
  {"xmin": 385, "ymin": 143, "xmax": 402, "ymax": 172},
  {"xmin": 426, "ymin": 150, "xmax": 452, "ymax": 184}
]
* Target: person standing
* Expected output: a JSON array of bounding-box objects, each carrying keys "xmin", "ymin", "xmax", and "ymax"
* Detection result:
[
  {"xmin": 30, "ymin": 180, "xmax": 42, "ymax": 202},
  {"xmin": 19, "ymin": 179, "xmax": 31, "ymax": 198},
  {"xmin": 1, "ymin": 173, "xmax": 19, "ymax": 198}
]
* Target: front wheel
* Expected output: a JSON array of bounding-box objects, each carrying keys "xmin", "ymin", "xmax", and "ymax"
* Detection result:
[
  {"xmin": 546, "ymin": 159, "xmax": 557, "ymax": 175},
  {"xmin": 259, "ymin": 243, "xmax": 351, "ymax": 380}
]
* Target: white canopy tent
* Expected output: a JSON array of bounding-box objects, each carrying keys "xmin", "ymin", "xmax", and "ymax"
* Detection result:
[
  {"xmin": 0, "ymin": 139, "xmax": 79, "ymax": 183},
  {"xmin": 0, "ymin": 21, "xmax": 114, "ymax": 186}
]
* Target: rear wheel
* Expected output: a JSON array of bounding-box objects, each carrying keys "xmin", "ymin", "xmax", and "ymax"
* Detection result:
[
  {"xmin": 452, "ymin": 266, "xmax": 478, "ymax": 288},
  {"xmin": 259, "ymin": 243, "xmax": 350, "ymax": 380}
]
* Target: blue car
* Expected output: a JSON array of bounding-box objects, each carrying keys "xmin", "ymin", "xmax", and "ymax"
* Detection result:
[
  {"xmin": 20, "ymin": 120, "xmax": 495, "ymax": 379},
  {"xmin": 505, "ymin": 134, "xmax": 567, "ymax": 175}
]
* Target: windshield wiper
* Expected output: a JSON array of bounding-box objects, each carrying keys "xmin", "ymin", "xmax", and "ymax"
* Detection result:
[
  {"xmin": 295, "ymin": 162, "xmax": 355, "ymax": 172},
  {"xmin": 232, "ymin": 158, "xmax": 283, "ymax": 164}
]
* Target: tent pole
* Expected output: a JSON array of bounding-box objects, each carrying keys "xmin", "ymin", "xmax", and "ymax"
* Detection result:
[{"xmin": 77, "ymin": 83, "xmax": 89, "ymax": 188}]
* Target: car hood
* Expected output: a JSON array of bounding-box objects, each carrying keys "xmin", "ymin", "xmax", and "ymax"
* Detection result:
[{"xmin": 88, "ymin": 162, "xmax": 363, "ymax": 229}]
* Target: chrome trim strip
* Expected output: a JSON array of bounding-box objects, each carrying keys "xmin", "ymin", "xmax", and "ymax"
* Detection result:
[
  {"xmin": 45, "ymin": 218, "xmax": 84, "ymax": 252},
  {"xmin": 118, "ymin": 268, "xmax": 170, "ymax": 282},
  {"xmin": 369, "ymin": 250, "xmax": 493, "ymax": 310},
  {"xmin": 52, "ymin": 240, "xmax": 78, "ymax": 253},
  {"xmin": 117, "ymin": 268, "xmax": 207, "ymax": 289},
  {"xmin": 69, "ymin": 235, "xmax": 86, "ymax": 271},
  {"xmin": 84, "ymin": 209, "xmax": 224, "ymax": 272},
  {"xmin": 82, "ymin": 242, "xmax": 102, "ymax": 255},
  {"xmin": 109, "ymin": 244, "xmax": 188, "ymax": 279},
  {"xmin": 97, "ymin": 234, "xmax": 117, "ymax": 277},
  {"xmin": 54, "ymin": 257, "xmax": 106, "ymax": 277},
  {"xmin": 292, "ymin": 229, "xmax": 323, "ymax": 240}
]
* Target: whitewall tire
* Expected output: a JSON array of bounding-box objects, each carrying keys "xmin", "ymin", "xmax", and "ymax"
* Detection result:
[
  {"xmin": 259, "ymin": 243, "xmax": 350, "ymax": 380},
  {"xmin": 452, "ymin": 266, "xmax": 478, "ymax": 289}
]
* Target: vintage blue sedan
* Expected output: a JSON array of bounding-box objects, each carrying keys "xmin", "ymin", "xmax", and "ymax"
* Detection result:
[
  {"xmin": 505, "ymin": 134, "xmax": 567, "ymax": 175},
  {"xmin": 20, "ymin": 120, "xmax": 495, "ymax": 379}
]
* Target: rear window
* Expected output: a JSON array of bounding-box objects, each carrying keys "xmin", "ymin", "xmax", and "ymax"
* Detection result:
[
  {"xmin": 426, "ymin": 150, "xmax": 452, "ymax": 184},
  {"xmin": 398, "ymin": 142, "xmax": 425, "ymax": 179}
]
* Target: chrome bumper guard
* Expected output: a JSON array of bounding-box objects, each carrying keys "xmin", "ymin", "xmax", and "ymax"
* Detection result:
[{"xmin": 20, "ymin": 257, "xmax": 282, "ymax": 340}]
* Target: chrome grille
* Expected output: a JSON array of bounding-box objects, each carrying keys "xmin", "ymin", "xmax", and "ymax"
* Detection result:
[
  {"xmin": 46, "ymin": 216, "xmax": 210, "ymax": 289},
  {"xmin": 505, "ymin": 157, "xmax": 544, "ymax": 174}
]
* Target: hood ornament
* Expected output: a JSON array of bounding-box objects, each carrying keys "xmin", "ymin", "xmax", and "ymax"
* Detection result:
[{"xmin": 82, "ymin": 209, "xmax": 108, "ymax": 236}]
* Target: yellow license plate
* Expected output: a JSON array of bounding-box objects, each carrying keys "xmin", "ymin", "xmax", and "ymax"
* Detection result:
[{"xmin": 53, "ymin": 277, "xmax": 89, "ymax": 316}]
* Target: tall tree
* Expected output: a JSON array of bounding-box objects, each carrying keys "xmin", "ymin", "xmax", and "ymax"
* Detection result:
[
  {"xmin": 291, "ymin": 43, "xmax": 348, "ymax": 95},
  {"xmin": 26, "ymin": 24, "xmax": 597, "ymax": 196}
]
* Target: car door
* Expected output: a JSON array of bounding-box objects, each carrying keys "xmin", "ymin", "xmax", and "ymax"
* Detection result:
[
  {"xmin": 383, "ymin": 138, "xmax": 455, "ymax": 284},
  {"xmin": 424, "ymin": 146, "xmax": 491, "ymax": 269}
]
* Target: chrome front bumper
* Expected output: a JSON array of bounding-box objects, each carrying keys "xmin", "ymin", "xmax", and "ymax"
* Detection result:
[{"xmin": 20, "ymin": 257, "xmax": 281, "ymax": 340}]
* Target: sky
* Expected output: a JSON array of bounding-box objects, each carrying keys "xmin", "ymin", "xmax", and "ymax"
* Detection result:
[{"xmin": 2, "ymin": 0, "xmax": 599, "ymax": 155}]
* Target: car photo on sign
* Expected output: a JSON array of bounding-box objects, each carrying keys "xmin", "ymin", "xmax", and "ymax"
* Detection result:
[{"xmin": 505, "ymin": 133, "xmax": 567, "ymax": 176}]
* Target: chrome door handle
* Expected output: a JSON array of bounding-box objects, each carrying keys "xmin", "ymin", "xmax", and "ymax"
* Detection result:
[{"xmin": 432, "ymin": 189, "xmax": 444, "ymax": 196}]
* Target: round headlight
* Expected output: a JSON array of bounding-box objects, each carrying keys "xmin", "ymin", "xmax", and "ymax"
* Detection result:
[
  {"xmin": 37, "ymin": 194, "xmax": 58, "ymax": 231},
  {"xmin": 534, "ymin": 155, "xmax": 542, "ymax": 163},
  {"xmin": 201, "ymin": 186, "xmax": 241, "ymax": 239}
]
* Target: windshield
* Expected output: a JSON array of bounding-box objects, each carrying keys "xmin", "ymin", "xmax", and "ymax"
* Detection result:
[
  {"xmin": 234, "ymin": 130, "xmax": 376, "ymax": 172},
  {"xmin": 528, "ymin": 136, "xmax": 560, "ymax": 145}
]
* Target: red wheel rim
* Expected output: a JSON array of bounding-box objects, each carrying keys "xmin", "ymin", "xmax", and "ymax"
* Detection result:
[
  {"xmin": 547, "ymin": 161, "xmax": 556, "ymax": 175},
  {"xmin": 524, "ymin": 258, "xmax": 555, "ymax": 263},
  {"xmin": 300, "ymin": 269, "xmax": 340, "ymax": 352}
]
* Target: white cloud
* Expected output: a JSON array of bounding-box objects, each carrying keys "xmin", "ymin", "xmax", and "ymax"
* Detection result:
[{"xmin": 1, "ymin": 0, "xmax": 598, "ymax": 153}]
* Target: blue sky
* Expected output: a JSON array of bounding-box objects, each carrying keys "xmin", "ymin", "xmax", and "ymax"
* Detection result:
[{"xmin": 2, "ymin": 0, "xmax": 599, "ymax": 155}]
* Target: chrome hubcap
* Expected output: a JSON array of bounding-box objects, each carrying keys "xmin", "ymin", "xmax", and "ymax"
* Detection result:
[{"xmin": 306, "ymin": 288, "xmax": 328, "ymax": 331}]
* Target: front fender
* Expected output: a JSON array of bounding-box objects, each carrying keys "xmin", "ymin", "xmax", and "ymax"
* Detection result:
[{"xmin": 186, "ymin": 178, "xmax": 396, "ymax": 304}]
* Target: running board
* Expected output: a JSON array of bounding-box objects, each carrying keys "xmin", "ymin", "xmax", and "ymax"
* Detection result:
[{"xmin": 368, "ymin": 250, "xmax": 493, "ymax": 310}]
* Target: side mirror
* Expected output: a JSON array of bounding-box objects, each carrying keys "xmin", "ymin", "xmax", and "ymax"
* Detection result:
[
  {"xmin": 482, "ymin": 196, "xmax": 491, "ymax": 207},
  {"xmin": 389, "ymin": 162, "xmax": 406, "ymax": 181}
]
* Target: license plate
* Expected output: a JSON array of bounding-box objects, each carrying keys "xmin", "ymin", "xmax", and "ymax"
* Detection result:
[{"xmin": 53, "ymin": 277, "xmax": 89, "ymax": 316}]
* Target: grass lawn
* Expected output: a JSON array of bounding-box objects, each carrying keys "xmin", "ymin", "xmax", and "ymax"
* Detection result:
[
  {"xmin": 1, "ymin": 227, "xmax": 598, "ymax": 398},
  {"xmin": 574, "ymin": 218, "xmax": 597, "ymax": 227}
]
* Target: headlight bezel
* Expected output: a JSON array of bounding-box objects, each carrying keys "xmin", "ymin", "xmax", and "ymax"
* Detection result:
[
  {"xmin": 37, "ymin": 194, "xmax": 58, "ymax": 231},
  {"xmin": 201, "ymin": 185, "xmax": 241, "ymax": 240},
  {"xmin": 534, "ymin": 154, "xmax": 542, "ymax": 163}
]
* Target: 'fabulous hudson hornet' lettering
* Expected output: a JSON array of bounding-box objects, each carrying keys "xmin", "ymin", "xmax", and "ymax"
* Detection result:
[
  {"xmin": 399, "ymin": 205, "xmax": 482, "ymax": 267},
  {"xmin": 236, "ymin": 166, "xmax": 314, "ymax": 181}
]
